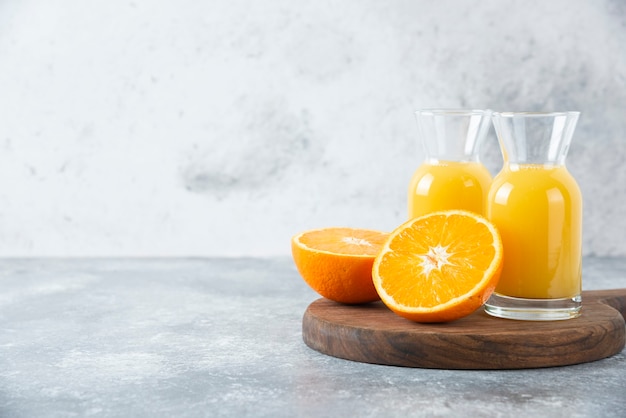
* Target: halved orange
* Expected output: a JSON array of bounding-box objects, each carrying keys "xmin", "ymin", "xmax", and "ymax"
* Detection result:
[
  {"xmin": 372, "ymin": 210, "xmax": 503, "ymax": 322},
  {"xmin": 291, "ymin": 227, "xmax": 389, "ymax": 304}
]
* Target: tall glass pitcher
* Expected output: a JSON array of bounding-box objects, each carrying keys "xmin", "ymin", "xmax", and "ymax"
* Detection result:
[
  {"xmin": 408, "ymin": 109, "xmax": 493, "ymax": 219},
  {"xmin": 484, "ymin": 111, "xmax": 582, "ymax": 321}
]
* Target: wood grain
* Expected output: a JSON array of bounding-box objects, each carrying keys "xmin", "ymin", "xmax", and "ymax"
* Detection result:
[{"xmin": 302, "ymin": 289, "xmax": 626, "ymax": 369}]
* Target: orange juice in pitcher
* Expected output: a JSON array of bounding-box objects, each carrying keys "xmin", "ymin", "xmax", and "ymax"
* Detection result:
[
  {"xmin": 408, "ymin": 109, "xmax": 493, "ymax": 219},
  {"xmin": 484, "ymin": 111, "xmax": 582, "ymax": 321}
]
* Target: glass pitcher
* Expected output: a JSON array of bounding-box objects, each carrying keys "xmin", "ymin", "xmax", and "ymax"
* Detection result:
[
  {"xmin": 408, "ymin": 109, "xmax": 493, "ymax": 219},
  {"xmin": 484, "ymin": 111, "xmax": 582, "ymax": 321}
]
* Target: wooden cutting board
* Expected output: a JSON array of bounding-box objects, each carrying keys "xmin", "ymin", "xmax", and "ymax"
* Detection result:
[{"xmin": 302, "ymin": 289, "xmax": 626, "ymax": 370}]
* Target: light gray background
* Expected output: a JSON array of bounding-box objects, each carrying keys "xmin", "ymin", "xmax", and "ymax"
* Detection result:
[{"xmin": 0, "ymin": 0, "xmax": 624, "ymax": 257}]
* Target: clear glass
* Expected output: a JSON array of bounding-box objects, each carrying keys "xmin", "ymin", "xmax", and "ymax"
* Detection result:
[
  {"xmin": 484, "ymin": 111, "xmax": 582, "ymax": 321},
  {"xmin": 408, "ymin": 109, "xmax": 493, "ymax": 219}
]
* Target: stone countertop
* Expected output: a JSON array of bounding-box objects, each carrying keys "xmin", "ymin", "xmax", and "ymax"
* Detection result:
[{"xmin": 0, "ymin": 257, "xmax": 624, "ymax": 417}]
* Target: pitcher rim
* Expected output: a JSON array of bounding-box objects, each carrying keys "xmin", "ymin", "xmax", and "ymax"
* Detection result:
[{"xmin": 492, "ymin": 111, "xmax": 580, "ymax": 118}]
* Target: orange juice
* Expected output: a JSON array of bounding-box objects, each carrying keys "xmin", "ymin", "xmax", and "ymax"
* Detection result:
[
  {"xmin": 408, "ymin": 160, "xmax": 492, "ymax": 218},
  {"xmin": 487, "ymin": 164, "xmax": 582, "ymax": 299}
]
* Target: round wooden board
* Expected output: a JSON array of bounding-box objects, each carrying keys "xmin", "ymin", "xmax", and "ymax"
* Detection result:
[{"xmin": 302, "ymin": 289, "xmax": 626, "ymax": 369}]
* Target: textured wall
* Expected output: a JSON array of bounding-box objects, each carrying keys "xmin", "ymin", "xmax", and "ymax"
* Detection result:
[{"xmin": 0, "ymin": 0, "xmax": 624, "ymax": 256}]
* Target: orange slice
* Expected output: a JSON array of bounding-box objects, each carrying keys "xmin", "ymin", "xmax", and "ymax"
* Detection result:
[
  {"xmin": 291, "ymin": 227, "xmax": 389, "ymax": 304},
  {"xmin": 372, "ymin": 210, "xmax": 503, "ymax": 322}
]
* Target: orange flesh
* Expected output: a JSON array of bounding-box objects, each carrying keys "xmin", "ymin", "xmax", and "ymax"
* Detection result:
[{"xmin": 373, "ymin": 211, "xmax": 503, "ymax": 322}]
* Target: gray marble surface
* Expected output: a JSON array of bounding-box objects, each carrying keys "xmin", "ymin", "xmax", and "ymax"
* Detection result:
[{"xmin": 0, "ymin": 257, "xmax": 624, "ymax": 417}]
